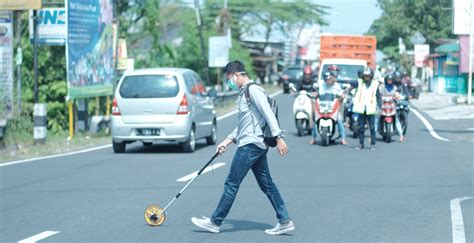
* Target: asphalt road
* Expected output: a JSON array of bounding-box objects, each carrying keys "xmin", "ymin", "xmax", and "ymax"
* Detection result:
[{"xmin": 1, "ymin": 93, "xmax": 472, "ymax": 242}]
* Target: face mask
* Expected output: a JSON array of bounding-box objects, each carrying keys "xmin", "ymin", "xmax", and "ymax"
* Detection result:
[{"xmin": 227, "ymin": 75, "xmax": 238, "ymax": 91}]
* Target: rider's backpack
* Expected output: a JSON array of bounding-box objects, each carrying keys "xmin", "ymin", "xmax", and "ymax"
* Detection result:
[{"xmin": 244, "ymin": 83, "xmax": 279, "ymax": 147}]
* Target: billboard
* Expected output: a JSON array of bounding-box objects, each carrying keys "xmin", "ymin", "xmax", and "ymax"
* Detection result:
[
  {"xmin": 453, "ymin": 0, "xmax": 472, "ymax": 35},
  {"xmin": 459, "ymin": 35, "xmax": 473, "ymax": 74},
  {"xmin": 66, "ymin": 0, "xmax": 114, "ymax": 99},
  {"xmin": 208, "ymin": 36, "xmax": 229, "ymax": 68},
  {"xmin": 0, "ymin": 11, "xmax": 13, "ymax": 119},
  {"xmin": 0, "ymin": 0, "xmax": 41, "ymax": 10},
  {"xmin": 414, "ymin": 44, "xmax": 429, "ymax": 68},
  {"xmin": 29, "ymin": 8, "xmax": 66, "ymax": 45}
]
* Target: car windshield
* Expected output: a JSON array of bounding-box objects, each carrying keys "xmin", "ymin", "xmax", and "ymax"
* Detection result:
[
  {"xmin": 322, "ymin": 64, "xmax": 365, "ymax": 81},
  {"xmin": 119, "ymin": 74, "xmax": 179, "ymax": 98}
]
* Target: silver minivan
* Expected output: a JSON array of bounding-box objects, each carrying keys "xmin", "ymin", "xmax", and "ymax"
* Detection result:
[{"xmin": 111, "ymin": 68, "xmax": 217, "ymax": 153}]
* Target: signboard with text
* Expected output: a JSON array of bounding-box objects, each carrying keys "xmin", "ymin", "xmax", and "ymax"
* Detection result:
[
  {"xmin": 0, "ymin": 0, "xmax": 41, "ymax": 10},
  {"xmin": 414, "ymin": 44, "xmax": 430, "ymax": 68},
  {"xmin": 29, "ymin": 8, "xmax": 66, "ymax": 45},
  {"xmin": 0, "ymin": 11, "xmax": 13, "ymax": 119},
  {"xmin": 66, "ymin": 0, "xmax": 114, "ymax": 99}
]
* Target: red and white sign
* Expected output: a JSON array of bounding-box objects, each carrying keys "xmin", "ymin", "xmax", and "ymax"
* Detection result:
[{"xmin": 414, "ymin": 44, "xmax": 430, "ymax": 67}]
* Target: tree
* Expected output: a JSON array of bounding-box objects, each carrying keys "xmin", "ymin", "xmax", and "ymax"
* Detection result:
[
  {"xmin": 367, "ymin": 0, "xmax": 454, "ymax": 61},
  {"xmin": 204, "ymin": 0, "xmax": 329, "ymax": 54}
]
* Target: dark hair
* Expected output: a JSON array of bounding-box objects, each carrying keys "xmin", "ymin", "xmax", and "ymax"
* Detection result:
[{"xmin": 223, "ymin": 60, "xmax": 246, "ymax": 75}]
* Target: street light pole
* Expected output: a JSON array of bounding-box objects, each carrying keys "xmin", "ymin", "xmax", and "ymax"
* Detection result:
[{"xmin": 194, "ymin": 0, "xmax": 211, "ymax": 84}]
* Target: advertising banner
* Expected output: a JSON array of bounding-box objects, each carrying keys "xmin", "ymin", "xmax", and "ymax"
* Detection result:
[
  {"xmin": 414, "ymin": 44, "xmax": 430, "ymax": 68},
  {"xmin": 29, "ymin": 8, "xmax": 66, "ymax": 45},
  {"xmin": 66, "ymin": 0, "xmax": 114, "ymax": 99},
  {"xmin": 0, "ymin": 0, "xmax": 41, "ymax": 10},
  {"xmin": 0, "ymin": 11, "xmax": 13, "ymax": 119}
]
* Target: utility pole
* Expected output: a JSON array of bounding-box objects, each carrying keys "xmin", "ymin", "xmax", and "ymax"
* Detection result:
[
  {"xmin": 16, "ymin": 11, "xmax": 22, "ymax": 115},
  {"xmin": 194, "ymin": 0, "xmax": 211, "ymax": 84},
  {"xmin": 33, "ymin": 10, "xmax": 39, "ymax": 104}
]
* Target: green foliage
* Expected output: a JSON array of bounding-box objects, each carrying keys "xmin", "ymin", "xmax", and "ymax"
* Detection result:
[{"xmin": 367, "ymin": 0, "xmax": 454, "ymax": 60}]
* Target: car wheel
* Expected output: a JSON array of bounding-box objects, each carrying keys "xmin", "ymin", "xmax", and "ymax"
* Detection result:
[
  {"xmin": 182, "ymin": 127, "xmax": 196, "ymax": 153},
  {"xmin": 206, "ymin": 120, "xmax": 217, "ymax": 145},
  {"xmin": 113, "ymin": 142, "xmax": 126, "ymax": 153}
]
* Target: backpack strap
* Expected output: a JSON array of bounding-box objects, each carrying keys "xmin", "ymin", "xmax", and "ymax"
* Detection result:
[{"xmin": 244, "ymin": 82, "xmax": 259, "ymax": 103}]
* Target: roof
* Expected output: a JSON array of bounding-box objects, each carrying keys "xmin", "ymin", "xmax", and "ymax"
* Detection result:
[
  {"xmin": 434, "ymin": 42, "xmax": 459, "ymax": 53},
  {"xmin": 123, "ymin": 67, "xmax": 192, "ymax": 76}
]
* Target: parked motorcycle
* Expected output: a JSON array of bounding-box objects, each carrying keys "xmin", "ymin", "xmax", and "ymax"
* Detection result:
[
  {"xmin": 289, "ymin": 83, "xmax": 315, "ymax": 136},
  {"xmin": 378, "ymin": 95, "xmax": 397, "ymax": 143},
  {"xmin": 314, "ymin": 90, "xmax": 345, "ymax": 146}
]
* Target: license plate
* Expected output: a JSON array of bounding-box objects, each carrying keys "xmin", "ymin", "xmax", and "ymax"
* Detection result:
[{"xmin": 137, "ymin": 129, "xmax": 160, "ymax": 136}]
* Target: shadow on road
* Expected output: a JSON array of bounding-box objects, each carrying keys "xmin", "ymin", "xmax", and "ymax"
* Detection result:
[{"xmin": 125, "ymin": 142, "xmax": 209, "ymax": 154}]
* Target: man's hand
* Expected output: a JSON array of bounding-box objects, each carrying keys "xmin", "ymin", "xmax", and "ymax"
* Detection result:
[
  {"xmin": 276, "ymin": 138, "xmax": 289, "ymax": 156},
  {"xmin": 216, "ymin": 138, "xmax": 233, "ymax": 155}
]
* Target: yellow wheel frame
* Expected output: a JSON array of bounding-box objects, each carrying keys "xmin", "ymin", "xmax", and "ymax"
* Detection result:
[{"xmin": 144, "ymin": 205, "xmax": 166, "ymax": 226}]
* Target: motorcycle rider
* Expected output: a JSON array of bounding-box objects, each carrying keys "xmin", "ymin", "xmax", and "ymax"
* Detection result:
[
  {"xmin": 350, "ymin": 67, "xmax": 380, "ymax": 151},
  {"xmin": 379, "ymin": 73, "xmax": 405, "ymax": 142},
  {"xmin": 309, "ymin": 70, "xmax": 348, "ymax": 145},
  {"xmin": 297, "ymin": 65, "xmax": 317, "ymax": 92},
  {"xmin": 393, "ymin": 70, "xmax": 411, "ymax": 100}
]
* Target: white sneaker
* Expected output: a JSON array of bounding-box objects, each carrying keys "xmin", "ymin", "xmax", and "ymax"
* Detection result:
[
  {"xmin": 191, "ymin": 216, "xmax": 220, "ymax": 233},
  {"xmin": 264, "ymin": 220, "xmax": 295, "ymax": 235}
]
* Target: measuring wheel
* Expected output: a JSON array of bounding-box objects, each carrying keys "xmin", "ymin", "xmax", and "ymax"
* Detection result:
[{"xmin": 144, "ymin": 205, "xmax": 166, "ymax": 226}]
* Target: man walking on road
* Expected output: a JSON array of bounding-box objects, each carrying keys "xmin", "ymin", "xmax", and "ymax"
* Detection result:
[{"xmin": 191, "ymin": 60, "xmax": 295, "ymax": 235}]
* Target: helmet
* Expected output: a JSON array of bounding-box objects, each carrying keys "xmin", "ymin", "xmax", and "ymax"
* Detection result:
[
  {"xmin": 327, "ymin": 65, "xmax": 339, "ymax": 78},
  {"xmin": 362, "ymin": 67, "xmax": 374, "ymax": 79},
  {"xmin": 384, "ymin": 73, "xmax": 395, "ymax": 83},
  {"xmin": 393, "ymin": 70, "xmax": 402, "ymax": 83},
  {"xmin": 303, "ymin": 65, "xmax": 312, "ymax": 75}
]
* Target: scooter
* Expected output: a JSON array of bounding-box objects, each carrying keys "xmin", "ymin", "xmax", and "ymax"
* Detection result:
[
  {"xmin": 290, "ymin": 83, "xmax": 315, "ymax": 136},
  {"xmin": 378, "ymin": 95, "xmax": 397, "ymax": 143},
  {"xmin": 314, "ymin": 90, "xmax": 345, "ymax": 146},
  {"xmin": 396, "ymin": 95, "xmax": 409, "ymax": 135}
]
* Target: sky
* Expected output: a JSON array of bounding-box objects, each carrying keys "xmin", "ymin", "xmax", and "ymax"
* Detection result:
[{"xmin": 317, "ymin": 0, "xmax": 382, "ymax": 35}]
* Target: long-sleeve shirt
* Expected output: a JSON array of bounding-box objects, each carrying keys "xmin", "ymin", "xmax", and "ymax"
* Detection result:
[{"xmin": 227, "ymin": 81, "xmax": 283, "ymax": 149}]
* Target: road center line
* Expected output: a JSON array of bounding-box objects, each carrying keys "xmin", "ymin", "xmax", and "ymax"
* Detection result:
[
  {"xmin": 18, "ymin": 231, "xmax": 60, "ymax": 243},
  {"xmin": 450, "ymin": 197, "xmax": 473, "ymax": 243},
  {"xmin": 411, "ymin": 108, "xmax": 450, "ymax": 142},
  {"xmin": 177, "ymin": 162, "xmax": 226, "ymax": 182}
]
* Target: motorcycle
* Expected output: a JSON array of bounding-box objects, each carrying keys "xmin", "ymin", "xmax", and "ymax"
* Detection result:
[
  {"xmin": 396, "ymin": 98, "xmax": 409, "ymax": 135},
  {"xmin": 343, "ymin": 88, "xmax": 359, "ymax": 138},
  {"xmin": 378, "ymin": 95, "xmax": 397, "ymax": 143},
  {"xmin": 314, "ymin": 89, "xmax": 345, "ymax": 146},
  {"xmin": 289, "ymin": 83, "xmax": 315, "ymax": 136}
]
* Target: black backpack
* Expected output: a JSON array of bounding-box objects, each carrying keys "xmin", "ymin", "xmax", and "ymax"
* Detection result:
[{"xmin": 244, "ymin": 83, "xmax": 279, "ymax": 147}]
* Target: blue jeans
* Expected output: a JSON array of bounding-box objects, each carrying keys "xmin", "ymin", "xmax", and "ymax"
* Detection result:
[{"xmin": 211, "ymin": 144, "xmax": 290, "ymax": 226}]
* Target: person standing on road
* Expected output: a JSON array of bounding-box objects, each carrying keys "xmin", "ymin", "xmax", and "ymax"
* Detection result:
[
  {"xmin": 351, "ymin": 67, "xmax": 380, "ymax": 151},
  {"xmin": 191, "ymin": 60, "xmax": 295, "ymax": 235}
]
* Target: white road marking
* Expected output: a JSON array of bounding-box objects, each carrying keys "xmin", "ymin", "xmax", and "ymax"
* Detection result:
[
  {"xmin": 0, "ymin": 144, "xmax": 112, "ymax": 168},
  {"xmin": 411, "ymin": 108, "xmax": 450, "ymax": 142},
  {"xmin": 18, "ymin": 231, "xmax": 60, "ymax": 243},
  {"xmin": 450, "ymin": 197, "xmax": 473, "ymax": 243},
  {"xmin": 177, "ymin": 162, "xmax": 226, "ymax": 182},
  {"xmin": 1, "ymin": 89, "xmax": 284, "ymax": 167}
]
